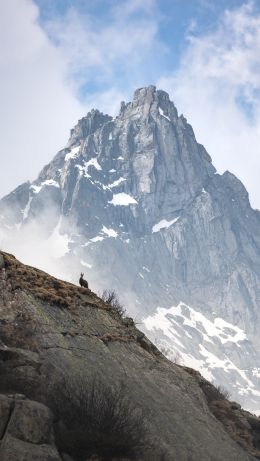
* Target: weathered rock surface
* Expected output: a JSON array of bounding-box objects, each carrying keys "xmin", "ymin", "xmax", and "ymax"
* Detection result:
[
  {"xmin": 0, "ymin": 86, "xmax": 260, "ymax": 411},
  {"xmin": 0, "ymin": 393, "xmax": 61, "ymax": 461},
  {"xmin": 0, "ymin": 251, "xmax": 260, "ymax": 460}
]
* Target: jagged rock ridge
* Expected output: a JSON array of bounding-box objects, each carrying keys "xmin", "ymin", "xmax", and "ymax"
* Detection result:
[{"xmin": 0, "ymin": 86, "xmax": 260, "ymax": 412}]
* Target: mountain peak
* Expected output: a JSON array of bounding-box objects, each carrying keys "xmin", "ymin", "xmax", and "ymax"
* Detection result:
[
  {"xmin": 123, "ymin": 85, "xmax": 178, "ymax": 121},
  {"xmin": 132, "ymin": 84, "xmax": 157, "ymax": 103},
  {"xmin": 132, "ymin": 85, "xmax": 170, "ymax": 102},
  {"xmin": 1, "ymin": 85, "xmax": 260, "ymax": 416}
]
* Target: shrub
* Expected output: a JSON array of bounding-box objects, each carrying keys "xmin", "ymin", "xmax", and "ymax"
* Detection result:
[
  {"xmin": 201, "ymin": 382, "xmax": 231, "ymax": 403},
  {"xmin": 51, "ymin": 374, "xmax": 148, "ymax": 460},
  {"xmin": 214, "ymin": 384, "xmax": 231, "ymax": 400},
  {"xmin": 101, "ymin": 289, "xmax": 126, "ymax": 318}
]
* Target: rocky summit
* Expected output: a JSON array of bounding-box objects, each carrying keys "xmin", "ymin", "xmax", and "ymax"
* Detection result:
[
  {"xmin": 1, "ymin": 250, "xmax": 260, "ymax": 461},
  {"xmin": 0, "ymin": 86, "xmax": 260, "ymax": 413}
]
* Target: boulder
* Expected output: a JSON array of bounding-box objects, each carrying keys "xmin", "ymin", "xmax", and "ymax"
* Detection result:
[
  {"xmin": 7, "ymin": 398, "xmax": 54, "ymax": 444},
  {"xmin": 0, "ymin": 394, "xmax": 62, "ymax": 461},
  {"xmin": 0, "ymin": 434, "xmax": 62, "ymax": 461}
]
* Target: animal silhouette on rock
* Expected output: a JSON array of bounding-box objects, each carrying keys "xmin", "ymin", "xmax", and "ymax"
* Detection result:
[{"xmin": 79, "ymin": 273, "xmax": 88, "ymax": 289}]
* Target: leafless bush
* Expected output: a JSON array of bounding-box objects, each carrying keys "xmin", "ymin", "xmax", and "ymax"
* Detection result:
[
  {"xmin": 171, "ymin": 351, "xmax": 182, "ymax": 364},
  {"xmin": 201, "ymin": 382, "xmax": 231, "ymax": 403},
  {"xmin": 214, "ymin": 384, "xmax": 231, "ymax": 400},
  {"xmin": 51, "ymin": 374, "xmax": 148, "ymax": 460},
  {"xmin": 101, "ymin": 289, "xmax": 126, "ymax": 318}
]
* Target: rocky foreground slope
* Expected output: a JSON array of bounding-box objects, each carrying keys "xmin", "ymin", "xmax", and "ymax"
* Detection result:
[{"xmin": 0, "ymin": 251, "xmax": 260, "ymax": 461}]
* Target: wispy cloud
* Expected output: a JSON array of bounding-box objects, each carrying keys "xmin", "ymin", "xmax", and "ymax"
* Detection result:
[
  {"xmin": 43, "ymin": 0, "xmax": 164, "ymax": 110},
  {"xmin": 158, "ymin": 1, "xmax": 260, "ymax": 209}
]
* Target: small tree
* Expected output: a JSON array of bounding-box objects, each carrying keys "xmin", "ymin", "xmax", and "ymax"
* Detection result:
[{"xmin": 101, "ymin": 289, "xmax": 126, "ymax": 318}]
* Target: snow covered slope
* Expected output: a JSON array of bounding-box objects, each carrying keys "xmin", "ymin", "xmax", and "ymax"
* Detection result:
[{"xmin": 144, "ymin": 303, "xmax": 260, "ymax": 412}]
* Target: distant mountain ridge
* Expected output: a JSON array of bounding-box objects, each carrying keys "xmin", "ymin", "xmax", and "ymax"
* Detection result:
[{"xmin": 1, "ymin": 85, "xmax": 260, "ymax": 412}]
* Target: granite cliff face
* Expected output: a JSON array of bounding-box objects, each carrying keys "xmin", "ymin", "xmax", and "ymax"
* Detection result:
[
  {"xmin": 0, "ymin": 86, "xmax": 260, "ymax": 412},
  {"xmin": 1, "ymin": 251, "xmax": 260, "ymax": 461}
]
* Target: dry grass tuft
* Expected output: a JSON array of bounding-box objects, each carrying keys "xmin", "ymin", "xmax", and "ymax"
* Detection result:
[
  {"xmin": 2, "ymin": 251, "xmax": 107, "ymax": 312},
  {"xmin": 99, "ymin": 332, "xmax": 132, "ymax": 344}
]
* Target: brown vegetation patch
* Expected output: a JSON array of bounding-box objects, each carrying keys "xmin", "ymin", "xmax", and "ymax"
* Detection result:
[
  {"xmin": 2, "ymin": 252, "xmax": 107, "ymax": 312},
  {"xmin": 99, "ymin": 333, "xmax": 132, "ymax": 345}
]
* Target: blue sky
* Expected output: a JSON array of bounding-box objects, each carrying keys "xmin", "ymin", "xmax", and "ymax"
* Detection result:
[
  {"xmin": 33, "ymin": 0, "xmax": 253, "ymax": 100},
  {"xmin": 1, "ymin": 0, "xmax": 260, "ymax": 208}
]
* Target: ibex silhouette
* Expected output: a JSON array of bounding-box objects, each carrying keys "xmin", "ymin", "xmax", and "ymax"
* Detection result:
[{"xmin": 79, "ymin": 273, "xmax": 88, "ymax": 289}]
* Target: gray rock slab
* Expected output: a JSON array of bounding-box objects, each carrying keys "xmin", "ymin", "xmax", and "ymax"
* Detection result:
[
  {"xmin": 0, "ymin": 434, "xmax": 62, "ymax": 461},
  {"xmin": 7, "ymin": 398, "xmax": 54, "ymax": 444}
]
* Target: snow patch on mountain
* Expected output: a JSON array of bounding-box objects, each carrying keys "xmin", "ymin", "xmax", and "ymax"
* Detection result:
[
  {"xmin": 143, "ymin": 303, "xmax": 260, "ymax": 401},
  {"xmin": 42, "ymin": 179, "xmax": 60, "ymax": 188},
  {"xmin": 22, "ymin": 197, "xmax": 33, "ymax": 220},
  {"xmin": 108, "ymin": 193, "xmax": 137, "ymax": 206},
  {"xmin": 90, "ymin": 236, "xmax": 104, "ymax": 243},
  {"xmin": 107, "ymin": 177, "xmax": 127, "ymax": 189},
  {"xmin": 84, "ymin": 158, "xmax": 102, "ymax": 177},
  {"xmin": 65, "ymin": 145, "xmax": 81, "ymax": 161},
  {"xmin": 101, "ymin": 225, "xmax": 118, "ymax": 238},
  {"xmin": 159, "ymin": 107, "xmax": 171, "ymax": 121},
  {"xmin": 30, "ymin": 179, "xmax": 60, "ymax": 194},
  {"xmin": 152, "ymin": 217, "xmax": 179, "ymax": 233},
  {"xmin": 144, "ymin": 303, "xmax": 247, "ymax": 346},
  {"xmin": 75, "ymin": 158, "xmax": 102, "ymax": 179},
  {"xmin": 82, "ymin": 227, "xmax": 118, "ymax": 247},
  {"xmin": 30, "ymin": 185, "xmax": 42, "ymax": 194},
  {"xmin": 252, "ymin": 368, "xmax": 260, "ymax": 378},
  {"xmin": 143, "ymin": 266, "xmax": 150, "ymax": 272}
]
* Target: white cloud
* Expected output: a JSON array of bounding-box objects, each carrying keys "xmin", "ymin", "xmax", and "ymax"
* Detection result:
[
  {"xmin": 45, "ymin": 0, "xmax": 159, "ymax": 74},
  {"xmin": 158, "ymin": 1, "xmax": 260, "ymax": 209},
  {"xmin": 0, "ymin": 0, "xmax": 85, "ymax": 199},
  {"xmin": 0, "ymin": 201, "xmax": 73, "ymax": 281},
  {"xmin": 85, "ymin": 87, "xmax": 127, "ymax": 118},
  {"xmin": 43, "ymin": 0, "xmax": 163, "ymax": 112}
]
